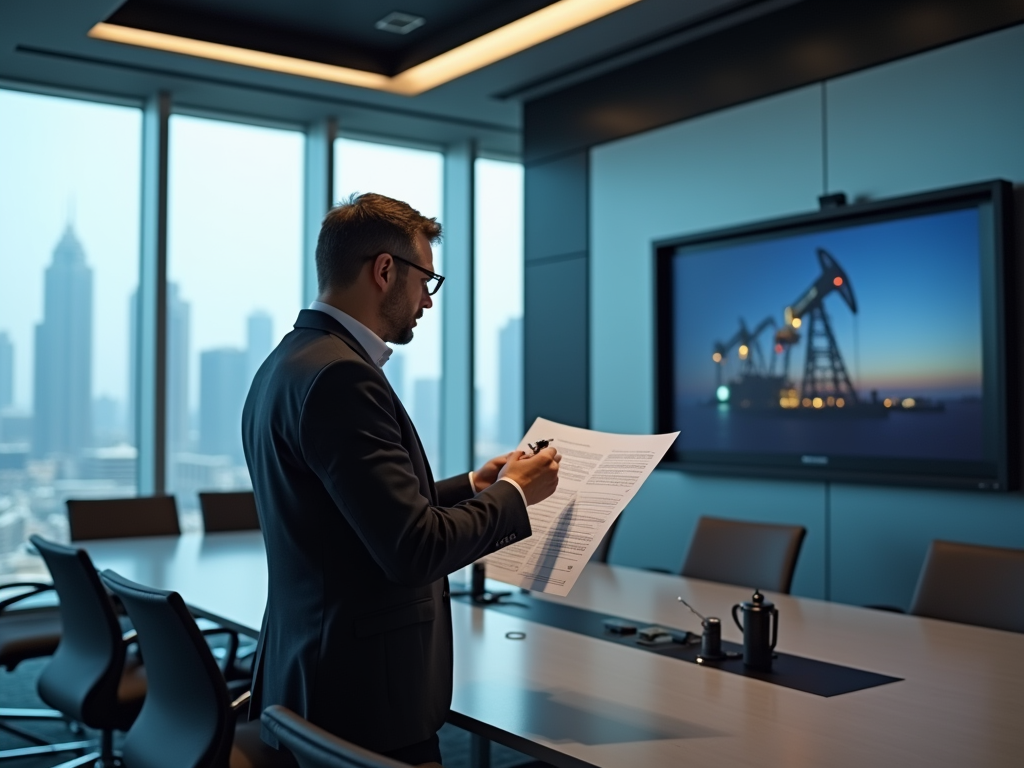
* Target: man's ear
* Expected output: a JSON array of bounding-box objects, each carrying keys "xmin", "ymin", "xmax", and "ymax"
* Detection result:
[{"xmin": 371, "ymin": 252, "xmax": 394, "ymax": 292}]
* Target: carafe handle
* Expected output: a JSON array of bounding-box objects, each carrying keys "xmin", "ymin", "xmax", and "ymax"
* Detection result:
[
  {"xmin": 769, "ymin": 607, "xmax": 779, "ymax": 650},
  {"xmin": 731, "ymin": 603, "xmax": 743, "ymax": 633}
]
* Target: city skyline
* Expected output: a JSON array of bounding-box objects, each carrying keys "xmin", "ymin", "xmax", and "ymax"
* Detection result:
[{"xmin": 0, "ymin": 87, "xmax": 524, "ymax": 580}]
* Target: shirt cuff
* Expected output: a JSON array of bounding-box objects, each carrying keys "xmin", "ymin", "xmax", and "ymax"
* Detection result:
[
  {"xmin": 468, "ymin": 471, "xmax": 477, "ymax": 492},
  {"xmin": 497, "ymin": 477, "xmax": 528, "ymax": 508}
]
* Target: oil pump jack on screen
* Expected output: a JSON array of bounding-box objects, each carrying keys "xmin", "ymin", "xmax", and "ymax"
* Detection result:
[{"xmin": 711, "ymin": 248, "xmax": 938, "ymax": 415}]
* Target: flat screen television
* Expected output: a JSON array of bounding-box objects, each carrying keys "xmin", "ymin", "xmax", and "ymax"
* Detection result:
[{"xmin": 655, "ymin": 180, "xmax": 1016, "ymax": 490}]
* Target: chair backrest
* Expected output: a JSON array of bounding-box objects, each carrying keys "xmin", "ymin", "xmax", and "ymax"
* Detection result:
[
  {"xmin": 909, "ymin": 540, "xmax": 1024, "ymax": 633},
  {"xmin": 589, "ymin": 517, "xmax": 621, "ymax": 564},
  {"xmin": 100, "ymin": 569, "xmax": 231, "ymax": 768},
  {"xmin": 30, "ymin": 535, "xmax": 129, "ymax": 729},
  {"xmin": 67, "ymin": 496, "xmax": 180, "ymax": 541},
  {"xmin": 261, "ymin": 705, "xmax": 410, "ymax": 768},
  {"xmin": 681, "ymin": 516, "xmax": 807, "ymax": 594},
  {"xmin": 199, "ymin": 491, "xmax": 261, "ymax": 533}
]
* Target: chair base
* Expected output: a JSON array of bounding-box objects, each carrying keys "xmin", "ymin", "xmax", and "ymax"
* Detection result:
[
  {"xmin": 47, "ymin": 729, "xmax": 120, "ymax": 768},
  {"xmin": 51, "ymin": 752, "xmax": 121, "ymax": 768},
  {"xmin": 0, "ymin": 739, "xmax": 96, "ymax": 760},
  {"xmin": 0, "ymin": 707, "xmax": 92, "ymax": 760},
  {"xmin": 0, "ymin": 706, "xmax": 65, "ymax": 718}
]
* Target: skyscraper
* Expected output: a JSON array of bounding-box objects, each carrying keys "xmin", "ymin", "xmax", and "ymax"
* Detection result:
[
  {"xmin": 498, "ymin": 316, "xmax": 524, "ymax": 446},
  {"xmin": 246, "ymin": 310, "xmax": 273, "ymax": 382},
  {"xmin": 0, "ymin": 331, "xmax": 12, "ymax": 410},
  {"xmin": 126, "ymin": 283, "xmax": 190, "ymax": 455},
  {"xmin": 166, "ymin": 283, "xmax": 191, "ymax": 456},
  {"xmin": 199, "ymin": 348, "xmax": 247, "ymax": 463},
  {"xmin": 32, "ymin": 224, "xmax": 93, "ymax": 458}
]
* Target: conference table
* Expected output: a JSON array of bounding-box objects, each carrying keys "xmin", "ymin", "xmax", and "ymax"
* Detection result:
[{"xmin": 68, "ymin": 532, "xmax": 1023, "ymax": 768}]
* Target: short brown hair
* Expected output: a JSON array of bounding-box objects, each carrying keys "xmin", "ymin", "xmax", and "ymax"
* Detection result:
[{"xmin": 315, "ymin": 193, "xmax": 442, "ymax": 293}]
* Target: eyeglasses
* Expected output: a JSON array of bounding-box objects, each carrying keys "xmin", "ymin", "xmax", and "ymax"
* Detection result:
[{"xmin": 388, "ymin": 253, "xmax": 445, "ymax": 295}]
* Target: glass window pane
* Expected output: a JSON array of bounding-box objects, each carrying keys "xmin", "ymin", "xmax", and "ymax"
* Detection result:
[
  {"xmin": 0, "ymin": 90, "xmax": 141, "ymax": 575},
  {"xmin": 473, "ymin": 159, "xmax": 524, "ymax": 467},
  {"xmin": 333, "ymin": 138, "xmax": 444, "ymax": 468},
  {"xmin": 167, "ymin": 115, "xmax": 304, "ymax": 529}
]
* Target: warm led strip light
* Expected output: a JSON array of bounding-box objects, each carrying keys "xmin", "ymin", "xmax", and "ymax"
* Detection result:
[{"xmin": 88, "ymin": 0, "xmax": 643, "ymax": 96}]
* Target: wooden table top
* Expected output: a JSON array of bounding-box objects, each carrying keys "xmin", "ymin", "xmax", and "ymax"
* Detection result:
[{"xmin": 74, "ymin": 532, "xmax": 1024, "ymax": 768}]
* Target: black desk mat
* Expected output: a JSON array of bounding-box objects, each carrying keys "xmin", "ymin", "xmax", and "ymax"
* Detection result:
[{"xmin": 455, "ymin": 593, "xmax": 901, "ymax": 697}]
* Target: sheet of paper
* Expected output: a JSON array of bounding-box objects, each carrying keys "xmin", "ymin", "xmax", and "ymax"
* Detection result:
[{"xmin": 484, "ymin": 417, "xmax": 679, "ymax": 596}]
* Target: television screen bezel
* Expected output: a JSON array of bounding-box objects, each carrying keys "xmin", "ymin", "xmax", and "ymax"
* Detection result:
[{"xmin": 654, "ymin": 179, "xmax": 1017, "ymax": 491}]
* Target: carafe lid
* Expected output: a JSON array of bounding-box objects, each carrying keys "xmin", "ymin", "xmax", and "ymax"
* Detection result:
[{"xmin": 741, "ymin": 589, "xmax": 774, "ymax": 610}]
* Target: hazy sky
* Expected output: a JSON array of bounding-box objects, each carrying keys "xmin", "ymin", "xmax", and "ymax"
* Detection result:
[
  {"xmin": 0, "ymin": 89, "xmax": 141, "ymax": 411},
  {"xmin": 334, "ymin": 138, "xmax": 445, "ymax": 388},
  {"xmin": 168, "ymin": 114, "xmax": 305, "ymax": 408},
  {"xmin": 0, "ymin": 87, "xmax": 523, "ymax": 424},
  {"xmin": 475, "ymin": 159, "xmax": 524, "ymax": 425}
]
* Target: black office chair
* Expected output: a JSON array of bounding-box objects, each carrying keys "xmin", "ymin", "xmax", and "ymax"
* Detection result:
[
  {"xmin": 199, "ymin": 491, "xmax": 261, "ymax": 533},
  {"xmin": 681, "ymin": 516, "xmax": 807, "ymax": 594},
  {"xmin": 99, "ymin": 570, "xmax": 295, "ymax": 768},
  {"xmin": 30, "ymin": 535, "xmax": 147, "ymax": 766},
  {"xmin": 67, "ymin": 496, "xmax": 180, "ymax": 541},
  {"xmin": 262, "ymin": 705, "xmax": 409, "ymax": 768},
  {"xmin": 589, "ymin": 517, "xmax": 620, "ymax": 564},
  {"xmin": 909, "ymin": 540, "xmax": 1024, "ymax": 633},
  {"xmin": 0, "ymin": 582, "xmax": 82, "ymax": 762}
]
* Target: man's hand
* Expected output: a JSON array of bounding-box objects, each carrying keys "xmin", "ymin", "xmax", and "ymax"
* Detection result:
[
  {"xmin": 472, "ymin": 452, "xmax": 513, "ymax": 491},
  {"xmin": 497, "ymin": 447, "xmax": 561, "ymax": 506}
]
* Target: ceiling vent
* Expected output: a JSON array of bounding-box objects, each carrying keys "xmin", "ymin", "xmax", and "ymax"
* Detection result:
[{"xmin": 375, "ymin": 12, "xmax": 426, "ymax": 35}]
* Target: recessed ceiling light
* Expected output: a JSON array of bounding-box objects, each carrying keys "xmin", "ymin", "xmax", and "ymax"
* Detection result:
[
  {"xmin": 375, "ymin": 12, "xmax": 426, "ymax": 35},
  {"xmin": 88, "ymin": 0, "xmax": 643, "ymax": 96}
]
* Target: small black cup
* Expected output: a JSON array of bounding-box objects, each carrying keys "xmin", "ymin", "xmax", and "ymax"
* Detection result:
[
  {"xmin": 699, "ymin": 617, "xmax": 725, "ymax": 660},
  {"xmin": 471, "ymin": 562, "xmax": 487, "ymax": 599}
]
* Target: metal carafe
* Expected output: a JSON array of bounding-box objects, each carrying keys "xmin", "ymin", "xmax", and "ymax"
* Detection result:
[{"xmin": 731, "ymin": 589, "xmax": 778, "ymax": 671}]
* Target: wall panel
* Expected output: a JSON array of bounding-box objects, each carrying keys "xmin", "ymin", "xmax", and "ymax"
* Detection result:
[
  {"xmin": 590, "ymin": 85, "xmax": 824, "ymax": 437},
  {"xmin": 610, "ymin": 470, "xmax": 828, "ymax": 599},
  {"xmin": 584, "ymin": 25, "xmax": 1024, "ymax": 606},
  {"xmin": 524, "ymin": 255, "xmax": 589, "ymax": 429},
  {"xmin": 830, "ymin": 484, "xmax": 1024, "ymax": 609},
  {"xmin": 826, "ymin": 25, "xmax": 1024, "ymax": 200},
  {"xmin": 589, "ymin": 85, "xmax": 826, "ymax": 598},
  {"xmin": 821, "ymin": 23, "xmax": 1024, "ymax": 606}
]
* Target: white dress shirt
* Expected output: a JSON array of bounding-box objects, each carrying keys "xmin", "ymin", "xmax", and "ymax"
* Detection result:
[
  {"xmin": 309, "ymin": 300, "xmax": 392, "ymax": 368},
  {"xmin": 307, "ymin": 301, "xmax": 527, "ymax": 506}
]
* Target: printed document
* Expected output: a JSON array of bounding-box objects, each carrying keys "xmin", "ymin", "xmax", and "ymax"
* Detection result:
[{"xmin": 484, "ymin": 417, "xmax": 679, "ymax": 596}]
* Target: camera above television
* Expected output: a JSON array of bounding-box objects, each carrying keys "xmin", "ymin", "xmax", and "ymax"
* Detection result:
[{"xmin": 655, "ymin": 180, "xmax": 1016, "ymax": 491}]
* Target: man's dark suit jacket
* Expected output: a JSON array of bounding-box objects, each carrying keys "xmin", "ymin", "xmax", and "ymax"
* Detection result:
[{"xmin": 241, "ymin": 309, "xmax": 531, "ymax": 753}]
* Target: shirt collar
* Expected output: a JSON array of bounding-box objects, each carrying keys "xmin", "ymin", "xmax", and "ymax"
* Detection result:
[{"xmin": 308, "ymin": 301, "xmax": 393, "ymax": 368}]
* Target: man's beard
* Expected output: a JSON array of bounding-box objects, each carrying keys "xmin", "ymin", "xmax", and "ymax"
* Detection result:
[{"xmin": 380, "ymin": 287, "xmax": 418, "ymax": 345}]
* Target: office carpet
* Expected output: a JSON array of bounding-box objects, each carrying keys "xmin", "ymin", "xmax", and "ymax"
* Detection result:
[{"xmin": 1, "ymin": 659, "xmax": 546, "ymax": 768}]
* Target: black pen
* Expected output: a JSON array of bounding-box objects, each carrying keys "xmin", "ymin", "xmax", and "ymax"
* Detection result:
[{"xmin": 527, "ymin": 439, "xmax": 554, "ymax": 455}]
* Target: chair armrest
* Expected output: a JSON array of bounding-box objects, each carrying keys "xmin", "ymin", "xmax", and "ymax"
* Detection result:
[
  {"xmin": 200, "ymin": 627, "xmax": 240, "ymax": 675},
  {"xmin": 0, "ymin": 583, "xmax": 55, "ymax": 614},
  {"xmin": 230, "ymin": 689, "xmax": 251, "ymax": 713}
]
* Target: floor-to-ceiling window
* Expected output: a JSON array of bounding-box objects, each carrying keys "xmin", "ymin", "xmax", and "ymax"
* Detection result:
[
  {"xmin": 473, "ymin": 158, "xmax": 524, "ymax": 467},
  {"xmin": 0, "ymin": 89, "xmax": 141, "ymax": 572},
  {"xmin": 166, "ymin": 115, "xmax": 304, "ymax": 528},
  {"xmin": 333, "ymin": 137, "xmax": 444, "ymax": 469}
]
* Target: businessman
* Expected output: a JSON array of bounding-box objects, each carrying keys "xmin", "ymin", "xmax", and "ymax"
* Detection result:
[{"xmin": 242, "ymin": 193, "xmax": 560, "ymax": 766}]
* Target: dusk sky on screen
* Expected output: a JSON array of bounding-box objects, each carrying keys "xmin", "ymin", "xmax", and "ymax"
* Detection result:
[{"xmin": 672, "ymin": 207, "xmax": 984, "ymax": 402}]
